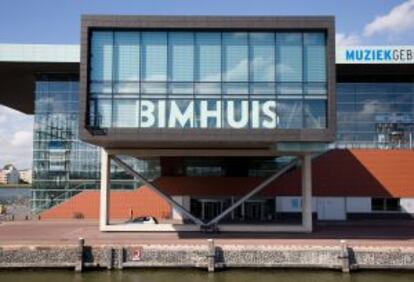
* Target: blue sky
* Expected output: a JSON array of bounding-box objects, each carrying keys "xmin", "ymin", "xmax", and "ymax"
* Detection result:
[
  {"xmin": 1, "ymin": 0, "xmax": 414, "ymax": 169},
  {"xmin": 0, "ymin": 0, "xmax": 413, "ymax": 45}
]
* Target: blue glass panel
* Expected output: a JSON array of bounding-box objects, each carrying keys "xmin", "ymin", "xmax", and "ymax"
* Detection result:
[
  {"xmin": 223, "ymin": 33, "xmax": 248, "ymax": 82},
  {"xmin": 170, "ymin": 32, "xmax": 194, "ymax": 81},
  {"xmin": 304, "ymin": 33, "xmax": 326, "ymax": 82},
  {"xmin": 90, "ymin": 31, "xmax": 113, "ymax": 81},
  {"xmin": 250, "ymin": 33, "xmax": 275, "ymax": 82},
  {"xmin": 96, "ymin": 99, "xmax": 112, "ymax": 128},
  {"xmin": 276, "ymin": 33, "xmax": 302, "ymax": 82},
  {"xmin": 304, "ymin": 99, "xmax": 326, "ymax": 128},
  {"xmin": 114, "ymin": 32, "xmax": 140, "ymax": 82},
  {"xmin": 142, "ymin": 32, "xmax": 167, "ymax": 81},
  {"xmin": 195, "ymin": 33, "xmax": 221, "ymax": 81},
  {"xmin": 277, "ymin": 99, "xmax": 303, "ymax": 128},
  {"xmin": 195, "ymin": 82, "xmax": 221, "ymax": 95},
  {"xmin": 113, "ymin": 99, "xmax": 138, "ymax": 127}
]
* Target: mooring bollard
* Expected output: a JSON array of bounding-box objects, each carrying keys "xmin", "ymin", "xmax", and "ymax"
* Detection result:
[
  {"xmin": 207, "ymin": 239, "xmax": 215, "ymax": 272},
  {"xmin": 117, "ymin": 247, "xmax": 124, "ymax": 270},
  {"xmin": 75, "ymin": 237, "xmax": 85, "ymax": 272},
  {"xmin": 339, "ymin": 239, "xmax": 350, "ymax": 273},
  {"xmin": 106, "ymin": 247, "xmax": 113, "ymax": 270}
]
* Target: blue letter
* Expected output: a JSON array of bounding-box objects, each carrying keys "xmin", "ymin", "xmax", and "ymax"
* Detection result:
[
  {"xmin": 346, "ymin": 50, "xmax": 355, "ymax": 61},
  {"xmin": 384, "ymin": 50, "xmax": 392, "ymax": 60}
]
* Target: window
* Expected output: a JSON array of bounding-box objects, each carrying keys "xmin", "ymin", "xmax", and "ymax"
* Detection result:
[
  {"xmin": 250, "ymin": 33, "xmax": 275, "ymax": 82},
  {"xmin": 304, "ymin": 100, "xmax": 327, "ymax": 129},
  {"xmin": 371, "ymin": 198, "xmax": 401, "ymax": 212},
  {"xmin": 88, "ymin": 30, "xmax": 329, "ymax": 130},
  {"xmin": 113, "ymin": 99, "xmax": 139, "ymax": 127},
  {"xmin": 223, "ymin": 32, "xmax": 248, "ymax": 82},
  {"xmin": 114, "ymin": 32, "xmax": 140, "ymax": 82},
  {"xmin": 195, "ymin": 32, "xmax": 221, "ymax": 82},
  {"xmin": 276, "ymin": 33, "xmax": 302, "ymax": 82},
  {"xmin": 304, "ymin": 32, "xmax": 326, "ymax": 82},
  {"xmin": 169, "ymin": 32, "xmax": 194, "ymax": 82},
  {"xmin": 90, "ymin": 31, "xmax": 113, "ymax": 82},
  {"xmin": 142, "ymin": 32, "xmax": 167, "ymax": 81}
]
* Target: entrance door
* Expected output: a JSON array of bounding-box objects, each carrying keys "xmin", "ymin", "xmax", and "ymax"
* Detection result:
[
  {"xmin": 203, "ymin": 201, "xmax": 222, "ymax": 221},
  {"xmin": 245, "ymin": 201, "xmax": 264, "ymax": 221},
  {"xmin": 317, "ymin": 197, "xmax": 346, "ymax": 220}
]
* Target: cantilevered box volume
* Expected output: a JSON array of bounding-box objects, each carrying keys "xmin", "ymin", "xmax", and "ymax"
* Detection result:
[{"xmin": 79, "ymin": 16, "xmax": 336, "ymax": 151}]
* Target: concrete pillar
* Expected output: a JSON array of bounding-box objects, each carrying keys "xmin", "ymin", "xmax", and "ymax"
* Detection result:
[
  {"xmin": 100, "ymin": 148, "xmax": 111, "ymax": 229},
  {"xmin": 301, "ymin": 154, "xmax": 313, "ymax": 232}
]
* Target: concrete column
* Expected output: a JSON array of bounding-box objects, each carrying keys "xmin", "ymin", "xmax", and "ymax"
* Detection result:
[
  {"xmin": 301, "ymin": 154, "xmax": 313, "ymax": 232},
  {"xmin": 100, "ymin": 148, "xmax": 111, "ymax": 229}
]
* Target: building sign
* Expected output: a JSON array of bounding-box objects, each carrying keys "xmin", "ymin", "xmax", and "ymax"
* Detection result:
[
  {"xmin": 336, "ymin": 46, "xmax": 414, "ymax": 64},
  {"xmin": 137, "ymin": 99, "xmax": 279, "ymax": 129},
  {"xmin": 132, "ymin": 248, "xmax": 142, "ymax": 261}
]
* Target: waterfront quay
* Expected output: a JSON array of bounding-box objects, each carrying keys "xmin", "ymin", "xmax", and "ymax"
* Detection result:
[{"xmin": 1, "ymin": 220, "xmax": 414, "ymax": 272}]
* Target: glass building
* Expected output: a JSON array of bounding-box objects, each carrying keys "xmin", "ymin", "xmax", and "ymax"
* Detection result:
[
  {"xmin": 88, "ymin": 31, "xmax": 327, "ymax": 130},
  {"xmin": 32, "ymin": 74, "xmax": 160, "ymax": 212},
  {"xmin": 1, "ymin": 16, "xmax": 413, "ymax": 229},
  {"xmin": 336, "ymin": 83, "xmax": 414, "ymax": 149}
]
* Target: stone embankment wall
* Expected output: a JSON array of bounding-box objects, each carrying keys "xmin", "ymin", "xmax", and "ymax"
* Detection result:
[{"xmin": 0, "ymin": 239, "xmax": 414, "ymax": 272}]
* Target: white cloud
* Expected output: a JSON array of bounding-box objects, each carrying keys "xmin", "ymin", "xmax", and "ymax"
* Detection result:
[
  {"xmin": 335, "ymin": 33, "xmax": 361, "ymax": 46},
  {"xmin": 11, "ymin": 131, "xmax": 33, "ymax": 147},
  {"xmin": 0, "ymin": 106, "xmax": 33, "ymax": 169},
  {"xmin": 363, "ymin": 0, "xmax": 414, "ymax": 37}
]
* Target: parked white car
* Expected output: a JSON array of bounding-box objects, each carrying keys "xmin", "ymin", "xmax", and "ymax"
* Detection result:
[{"xmin": 127, "ymin": 216, "xmax": 158, "ymax": 224}]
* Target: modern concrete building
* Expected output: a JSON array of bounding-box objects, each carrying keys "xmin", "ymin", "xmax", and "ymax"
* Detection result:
[
  {"xmin": 1, "ymin": 15, "xmax": 414, "ymax": 232},
  {"xmin": 0, "ymin": 164, "xmax": 20, "ymax": 184},
  {"xmin": 19, "ymin": 169, "xmax": 32, "ymax": 184}
]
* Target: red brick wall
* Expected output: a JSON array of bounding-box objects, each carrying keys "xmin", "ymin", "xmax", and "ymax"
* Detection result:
[{"xmin": 40, "ymin": 187, "xmax": 172, "ymax": 220}]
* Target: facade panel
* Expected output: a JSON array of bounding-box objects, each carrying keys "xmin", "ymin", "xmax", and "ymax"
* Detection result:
[
  {"xmin": 79, "ymin": 16, "xmax": 336, "ymax": 149},
  {"xmin": 336, "ymin": 82, "xmax": 414, "ymax": 149},
  {"xmin": 32, "ymin": 74, "xmax": 160, "ymax": 212},
  {"xmin": 88, "ymin": 30, "xmax": 328, "ymax": 131}
]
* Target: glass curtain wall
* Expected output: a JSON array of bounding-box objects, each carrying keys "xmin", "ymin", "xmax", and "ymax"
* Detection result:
[
  {"xmin": 32, "ymin": 75, "xmax": 160, "ymax": 213},
  {"xmin": 88, "ymin": 30, "xmax": 328, "ymax": 130},
  {"xmin": 336, "ymin": 83, "xmax": 414, "ymax": 149}
]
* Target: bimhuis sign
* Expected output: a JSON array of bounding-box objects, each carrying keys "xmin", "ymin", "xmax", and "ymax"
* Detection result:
[{"xmin": 336, "ymin": 46, "xmax": 414, "ymax": 64}]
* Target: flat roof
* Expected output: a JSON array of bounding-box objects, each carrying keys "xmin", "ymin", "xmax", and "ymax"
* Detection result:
[
  {"xmin": 0, "ymin": 44, "xmax": 79, "ymax": 114},
  {"xmin": 0, "ymin": 44, "xmax": 79, "ymax": 63},
  {"xmin": 0, "ymin": 43, "xmax": 413, "ymax": 114}
]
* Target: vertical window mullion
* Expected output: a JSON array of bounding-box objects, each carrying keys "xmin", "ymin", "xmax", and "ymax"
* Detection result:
[
  {"xmin": 138, "ymin": 31, "xmax": 142, "ymax": 128},
  {"xmin": 302, "ymin": 32, "xmax": 306, "ymax": 128},
  {"xmin": 111, "ymin": 31, "xmax": 115, "ymax": 129}
]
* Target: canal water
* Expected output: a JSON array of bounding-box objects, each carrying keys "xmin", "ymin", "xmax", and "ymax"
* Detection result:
[
  {"xmin": 0, "ymin": 269, "xmax": 413, "ymax": 282},
  {"xmin": 0, "ymin": 188, "xmax": 30, "ymax": 201}
]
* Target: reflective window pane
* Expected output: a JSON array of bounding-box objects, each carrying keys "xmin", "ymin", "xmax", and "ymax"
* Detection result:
[
  {"xmin": 113, "ymin": 99, "xmax": 138, "ymax": 127},
  {"xmin": 223, "ymin": 33, "xmax": 248, "ymax": 81},
  {"xmin": 170, "ymin": 32, "xmax": 194, "ymax": 81},
  {"xmin": 90, "ymin": 31, "xmax": 113, "ymax": 82},
  {"xmin": 114, "ymin": 32, "xmax": 140, "ymax": 82},
  {"xmin": 250, "ymin": 33, "xmax": 275, "ymax": 82},
  {"xmin": 304, "ymin": 33, "xmax": 326, "ymax": 82},
  {"xmin": 304, "ymin": 99, "xmax": 326, "ymax": 128},
  {"xmin": 142, "ymin": 32, "xmax": 167, "ymax": 81},
  {"xmin": 195, "ymin": 32, "xmax": 221, "ymax": 82},
  {"xmin": 277, "ymin": 99, "xmax": 303, "ymax": 128},
  {"xmin": 276, "ymin": 33, "xmax": 303, "ymax": 82}
]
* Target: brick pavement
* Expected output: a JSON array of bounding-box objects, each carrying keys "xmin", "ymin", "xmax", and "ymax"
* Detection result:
[{"xmin": 1, "ymin": 219, "xmax": 414, "ymax": 247}]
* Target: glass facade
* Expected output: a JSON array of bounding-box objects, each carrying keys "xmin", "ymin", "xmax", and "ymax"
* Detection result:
[
  {"xmin": 336, "ymin": 83, "xmax": 414, "ymax": 149},
  {"xmin": 32, "ymin": 74, "xmax": 160, "ymax": 212},
  {"xmin": 88, "ymin": 30, "xmax": 328, "ymax": 130}
]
